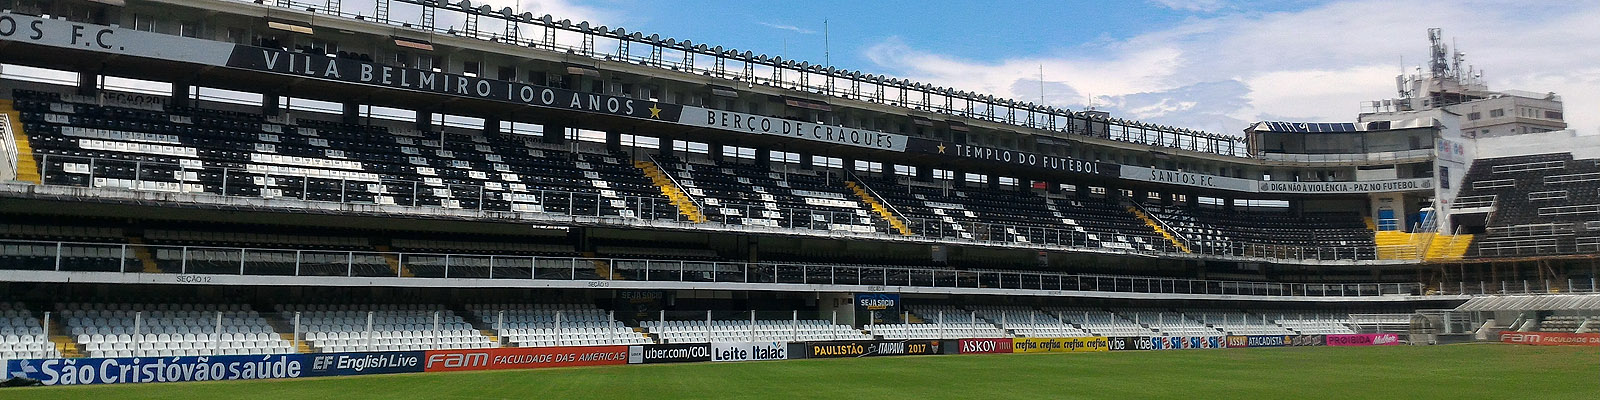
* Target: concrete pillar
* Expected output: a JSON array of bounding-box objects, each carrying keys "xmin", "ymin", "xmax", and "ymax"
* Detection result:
[
  {"xmin": 341, "ymin": 102, "xmax": 359, "ymax": 125},
  {"xmin": 708, "ymin": 142, "xmax": 724, "ymax": 162},
  {"xmin": 606, "ymin": 131, "xmax": 623, "ymax": 152},
  {"xmin": 484, "ymin": 118, "xmax": 502, "ymax": 137},
  {"xmin": 416, "ymin": 111, "xmax": 434, "ymax": 133},
  {"xmin": 262, "ymin": 93, "xmax": 281, "ymax": 116},
  {"xmin": 167, "ymin": 81, "xmax": 191, "ymax": 110},
  {"xmin": 544, "ymin": 123, "xmax": 568, "ymax": 145},
  {"xmin": 77, "ymin": 71, "xmax": 100, "ymax": 97},
  {"xmin": 755, "ymin": 147, "xmax": 771, "ymax": 168}
]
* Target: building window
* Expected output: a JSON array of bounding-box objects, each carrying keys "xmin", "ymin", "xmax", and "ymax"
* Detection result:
[
  {"xmin": 672, "ymin": 140, "xmax": 709, "ymax": 154},
  {"xmin": 768, "ymin": 151, "xmax": 801, "ymax": 164},
  {"xmin": 1467, "ymin": 112, "xmax": 1481, "ymax": 121},
  {"xmin": 1545, "ymin": 110, "xmax": 1564, "ymax": 120},
  {"xmin": 1489, "ymin": 109, "xmax": 1504, "ymax": 118},
  {"xmin": 812, "ymin": 156, "xmax": 843, "ymax": 169},
  {"xmin": 462, "ymin": 61, "xmax": 480, "ymax": 77}
]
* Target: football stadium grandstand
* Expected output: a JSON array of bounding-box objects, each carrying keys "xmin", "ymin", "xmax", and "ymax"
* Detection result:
[{"xmin": 0, "ymin": 0, "xmax": 1597, "ymax": 390}]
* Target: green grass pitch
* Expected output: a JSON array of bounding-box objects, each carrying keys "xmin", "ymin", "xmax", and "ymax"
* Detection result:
[{"xmin": 3, "ymin": 344, "xmax": 1594, "ymax": 399}]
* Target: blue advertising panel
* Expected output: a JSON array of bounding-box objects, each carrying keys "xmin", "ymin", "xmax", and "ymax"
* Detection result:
[{"xmin": 4, "ymin": 351, "xmax": 424, "ymax": 385}]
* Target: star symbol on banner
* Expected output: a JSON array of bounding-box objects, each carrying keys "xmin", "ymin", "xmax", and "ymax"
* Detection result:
[
  {"xmin": 936, "ymin": 144, "xmax": 946, "ymax": 153},
  {"xmin": 648, "ymin": 104, "xmax": 662, "ymax": 119}
]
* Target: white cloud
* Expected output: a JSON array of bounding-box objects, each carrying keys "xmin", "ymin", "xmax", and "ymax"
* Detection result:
[
  {"xmin": 1150, "ymin": 0, "xmax": 1226, "ymax": 12},
  {"xmin": 758, "ymin": 22, "xmax": 816, "ymax": 35},
  {"xmin": 862, "ymin": 1, "xmax": 1600, "ymax": 136}
]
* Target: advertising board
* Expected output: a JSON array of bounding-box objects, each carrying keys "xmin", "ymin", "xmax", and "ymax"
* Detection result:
[
  {"xmin": 956, "ymin": 338, "xmax": 1014, "ymax": 354},
  {"xmin": 422, "ymin": 346, "xmax": 628, "ymax": 372},
  {"xmin": 3, "ymin": 351, "xmax": 424, "ymax": 386},
  {"xmin": 1010, "ymin": 337, "xmax": 1109, "ymax": 353}
]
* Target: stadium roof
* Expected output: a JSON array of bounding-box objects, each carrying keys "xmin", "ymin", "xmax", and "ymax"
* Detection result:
[{"xmin": 1453, "ymin": 294, "xmax": 1600, "ymax": 311}]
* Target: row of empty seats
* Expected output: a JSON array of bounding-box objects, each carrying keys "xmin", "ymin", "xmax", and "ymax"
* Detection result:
[
  {"xmin": 467, "ymin": 303, "xmax": 650, "ymax": 347},
  {"xmin": 641, "ymin": 319, "xmax": 872, "ymax": 343}
]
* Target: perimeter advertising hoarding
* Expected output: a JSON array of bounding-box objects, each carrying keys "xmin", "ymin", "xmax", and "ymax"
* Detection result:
[
  {"xmin": 956, "ymin": 338, "xmax": 1014, "ymax": 354},
  {"xmin": 422, "ymin": 346, "xmax": 628, "ymax": 372},
  {"xmin": 1225, "ymin": 335, "xmax": 1327, "ymax": 348},
  {"xmin": 1010, "ymin": 337, "xmax": 1110, "ymax": 353},
  {"xmin": 1324, "ymin": 333, "xmax": 1398, "ymax": 346},
  {"xmin": 1499, "ymin": 331, "xmax": 1600, "ymax": 346},
  {"xmin": 627, "ymin": 344, "xmax": 712, "ymax": 364},
  {"xmin": 806, "ymin": 340, "xmax": 942, "ymax": 358},
  {"xmin": 710, "ymin": 342, "xmax": 789, "ymax": 362},
  {"xmin": 1108, "ymin": 337, "xmax": 1153, "ymax": 351},
  {"xmin": 2, "ymin": 351, "xmax": 423, "ymax": 386}
]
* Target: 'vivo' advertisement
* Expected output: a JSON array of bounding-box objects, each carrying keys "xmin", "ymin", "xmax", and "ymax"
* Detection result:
[{"xmin": 3, "ymin": 351, "xmax": 424, "ymax": 385}]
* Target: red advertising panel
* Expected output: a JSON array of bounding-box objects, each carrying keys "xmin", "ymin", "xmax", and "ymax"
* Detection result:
[
  {"xmin": 424, "ymin": 346, "xmax": 629, "ymax": 372},
  {"xmin": 957, "ymin": 338, "xmax": 1014, "ymax": 354},
  {"xmin": 1500, "ymin": 331, "xmax": 1600, "ymax": 346}
]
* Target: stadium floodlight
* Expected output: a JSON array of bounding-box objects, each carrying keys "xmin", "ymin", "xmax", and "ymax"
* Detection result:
[
  {"xmin": 520, "ymin": 12, "xmax": 534, "ymax": 22},
  {"xmin": 578, "ymin": 21, "xmax": 591, "ymax": 30},
  {"xmin": 742, "ymin": 51, "xmax": 754, "ymax": 59},
  {"xmin": 499, "ymin": 7, "xmax": 514, "ymax": 18},
  {"xmin": 558, "ymin": 19, "xmax": 571, "ymax": 28},
  {"xmin": 541, "ymin": 14, "xmax": 554, "ymax": 24}
]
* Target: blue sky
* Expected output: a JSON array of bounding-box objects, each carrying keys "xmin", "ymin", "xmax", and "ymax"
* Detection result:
[{"xmin": 449, "ymin": 0, "xmax": 1599, "ymax": 136}]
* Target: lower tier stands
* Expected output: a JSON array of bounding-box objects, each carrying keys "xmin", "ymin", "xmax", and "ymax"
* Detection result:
[
  {"xmin": 276, "ymin": 304, "xmax": 495, "ymax": 352},
  {"xmin": 1, "ymin": 302, "xmax": 59, "ymax": 359},
  {"xmin": 466, "ymin": 303, "xmax": 650, "ymax": 347},
  {"xmin": 61, "ymin": 302, "xmax": 292, "ymax": 357},
  {"xmin": 642, "ymin": 319, "xmax": 872, "ymax": 343},
  {"xmin": 871, "ymin": 323, "xmax": 1008, "ymax": 340}
]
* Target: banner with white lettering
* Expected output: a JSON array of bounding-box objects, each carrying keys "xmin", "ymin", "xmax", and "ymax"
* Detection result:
[
  {"xmin": 627, "ymin": 344, "xmax": 711, "ymax": 364},
  {"xmin": 1121, "ymin": 166, "xmax": 1435, "ymax": 194},
  {"xmin": 2, "ymin": 351, "xmax": 423, "ymax": 386},
  {"xmin": 907, "ymin": 139, "xmax": 1119, "ymax": 176},
  {"xmin": 680, "ymin": 106, "xmax": 906, "ymax": 151},
  {"xmin": 710, "ymin": 342, "xmax": 789, "ymax": 362}
]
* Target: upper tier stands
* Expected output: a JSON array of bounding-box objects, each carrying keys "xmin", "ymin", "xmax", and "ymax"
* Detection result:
[
  {"xmin": 12, "ymin": 89, "xmax": 668, "ymax": 219},
  {"xmin": 61, "ymin": 302, "xmax": 292, "ymax": 357},
  {"xmin": 652, "ymin": 155, "xmax": 884, "ymax": 234},
  {"xmin": 1452, "ymin": 153, "xmax": 1600, "ymax": 257},
  {"xmin": 870, "ymin": 179, "xmax": 1164, "ymax": 250},
  {"xmin": 2, "ymin": 87, "xmax": 1383, "ymax": 262},
  {"xmin": 1143, "ymin": 205, "xmax": 1376, "ymax": 260}
]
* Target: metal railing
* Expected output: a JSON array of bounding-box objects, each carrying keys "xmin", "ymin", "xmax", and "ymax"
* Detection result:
[
  {"xmin": 0, "ymin": 238, "xmax": 1430, "ymax": 298},
  {"xmin": 218, "ymin": 0, "xmax": 1250, "ymax": 158},
  {"xmin": 1256, "ymin": 149, "xmax": 1434, "ymax": 163},
  {"xmin": 17, "ymin": 153, "xmax": 1392, "ymax": 263}
]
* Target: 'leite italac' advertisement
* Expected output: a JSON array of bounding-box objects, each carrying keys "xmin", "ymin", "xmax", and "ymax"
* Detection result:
[
  {"xmin": 4, "ymin": 351, "xmax": 425, "ymax": 386},
  {"xmin": 1010, "ymin": 337, "xmax": 1109, "ymax": 353},
  {"xmin": 423, "ymin": 346, "xmax": 628, "ymax": 372},
  {"xmin": 711, "ymin": 342, "xmax": 789, "ymax": 362}
]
